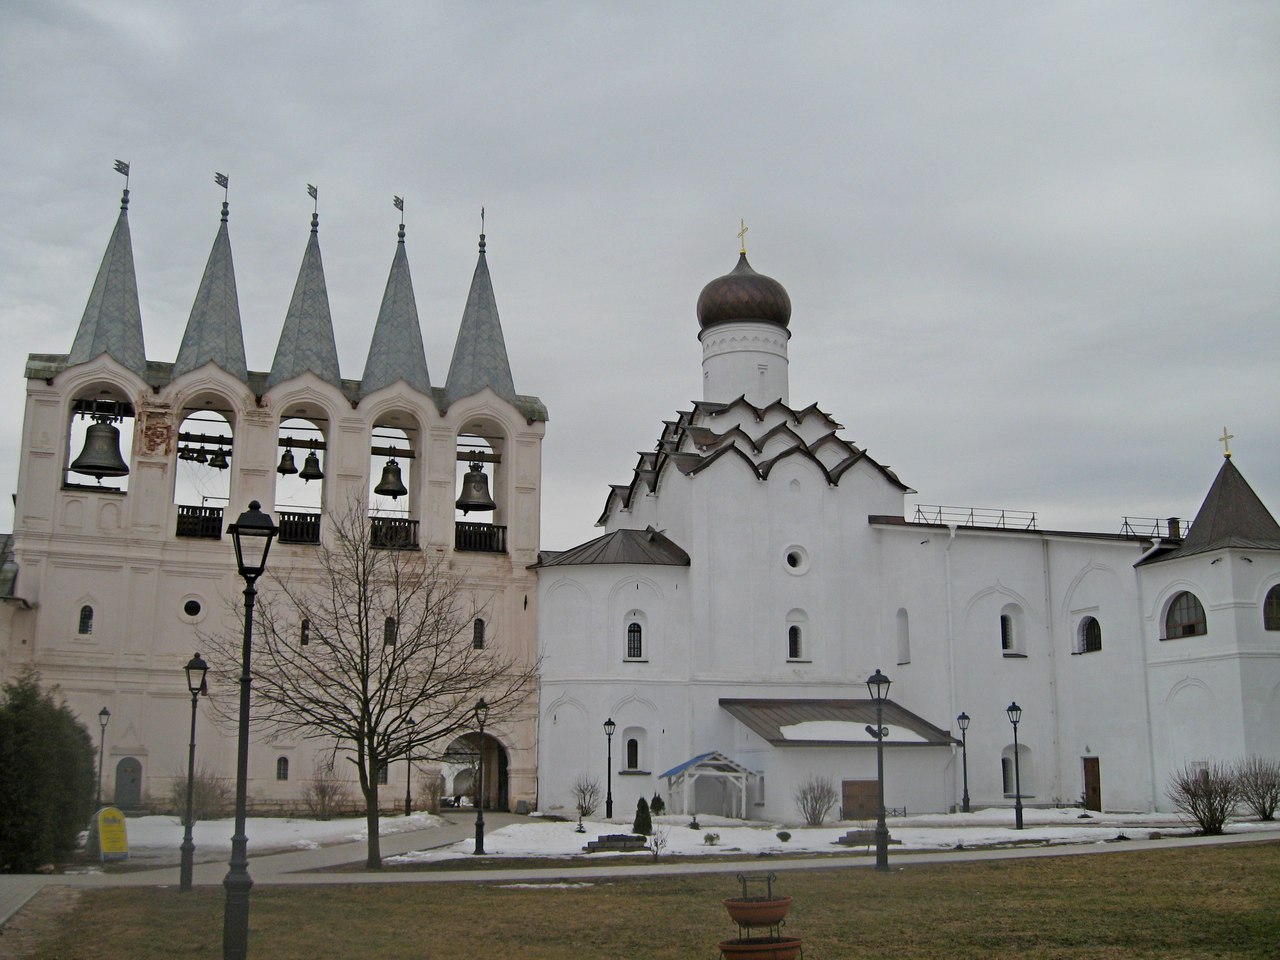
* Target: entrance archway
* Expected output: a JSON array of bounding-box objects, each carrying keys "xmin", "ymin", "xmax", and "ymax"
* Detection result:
[
  {"xmin": 113, "ymin": 756, "xmax": 142, "ymax": 808},
  {"xmin": 441, "ymin": 733, "xmax": 509, "ymax": 811}
]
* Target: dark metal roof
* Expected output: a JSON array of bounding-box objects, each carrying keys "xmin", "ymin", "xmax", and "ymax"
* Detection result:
[
  {"xmin": 1139, "ymin": 457, "xmax": 1280, "ymax": 564},
  {"xmin": 696, "ymin": 253, "xmax": 792, "ymax": 330},
  {"xmin": 444, "ymin": 234, "xmax": 517, "ymax": 409},
  {"xmin": 267, "ymin": 215, "xmax": 342, "ymax": 389},
  {"xmin": 360, "ymin": 227, "xmax": 431, "ymax": 398},
  {"xmin": 534, "ymin": 526, "xmax": 690, "ymax": 568},
  {"xmin": 719, "ymin": 698, "xmax": 957, "ymax": 747},
  {"xmin": 68, "ymin": 192, "xmax": 147, "ymax": 378},
  {"xmin": 173, "ymin": 206, "xmax": 248, "ymax": 382}
]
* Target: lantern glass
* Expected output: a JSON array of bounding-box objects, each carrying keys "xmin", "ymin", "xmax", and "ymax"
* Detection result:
[
  {"xmin": 865, "ymin": 669, "xmax": 892, "ymax": 702},
  {"xmin": 957, "ymin": 711, "xmax": 970, "ymax": 732},
  {"xmin": 185, "ymin": 652, "xmax": 209, "ymax": 695},
  {"xmin": 227, "ymin": 500, "xmax": 278, "ymax": 579},
  {"xmin": 1006, "ymin": 701, "xmax": 1022, "ymax": 725},
  {"xmin": 603, "ymin": 717, "xmax": 616, "ymax": 738}
]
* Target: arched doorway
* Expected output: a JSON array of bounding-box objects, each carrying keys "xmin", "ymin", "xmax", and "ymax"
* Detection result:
[
  {"xmin": 441, "ymin": 733, "xmax": 509, "ymax": 811},
  {"xmin": 113, "ymin": 756, "xmax": 142, "ymax": 809}
]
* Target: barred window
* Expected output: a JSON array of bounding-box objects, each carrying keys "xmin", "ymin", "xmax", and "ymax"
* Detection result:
[
  {"xmin": 1165, "ymin": 592, "xmax": 1207, "ymax": 639},
  {"xmin": 626, "ymin": 622, "xmax": 643, "ymax": 659},
  {"xmin": 1078, "ymin": 617, "xmax": 1102, "ymax": 654}
]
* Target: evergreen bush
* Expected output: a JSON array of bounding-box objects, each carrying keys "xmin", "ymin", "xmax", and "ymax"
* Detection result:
[
  {"xmin": 632, "ymin": 796, "xmax": 652, "ymax": 835},
  {"xmin": 649, "ymin": 792, "xmax": 665, "ymax": 816}
]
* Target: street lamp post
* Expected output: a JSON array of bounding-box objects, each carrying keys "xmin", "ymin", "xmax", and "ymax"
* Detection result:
[
  {"xmin": 866, "ymin": 668, "xmax": 892, "ymax": 872},
  {"xmin": 473, "ymin": 698, "xmax": 489, "ymax": 855},
  {"xmin": 95, "ymin": 707, "xmax": 110, "ymax": 808},
  {"xmin": 956, "ymin": 711, "xmax": 971, "ymax": 814},
  {"xmin": 404, "ymin": 753, "xmax": 413, "ymax": 818},
  {"xmin": 603, "ymin": 717, "xmax": 616, "ymax": 819},
  {"xmin": 223, "ymin": 501, "xmax": 277, "ymax": 960},
  {"xmin": 1007, "ymin": 701, "xmax": 1024, "ymax": 830},
  {"xmin": 180, "ymin": 652, "xmax": 209, "ymax": 892}
]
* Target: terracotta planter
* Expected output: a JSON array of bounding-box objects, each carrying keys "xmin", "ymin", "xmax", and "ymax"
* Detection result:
[
  {"xmin": 723, "ymin": 896, "xmax": 793, "ymax": 927},
  {"xmin": 719, "ymin": 936, "xmax": 803, "ymax": 959}
]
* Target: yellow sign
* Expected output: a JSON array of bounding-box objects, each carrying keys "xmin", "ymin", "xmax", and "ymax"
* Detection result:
[{"xmin": 96, "ymin": 806, "xmax": 129, "ymax": 861}]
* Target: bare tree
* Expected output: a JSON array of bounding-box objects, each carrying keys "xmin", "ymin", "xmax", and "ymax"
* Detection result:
[
  {"xmin": 1166, "ymin": 762, "xmax": 1240, "ymax": 835},
  {"xmin": 206, "ymin": 501, "xmax": 537, "ymax": 867},
  {"xmin": 1235, "ymin": 756, "xmax": 1280, "ymax": 821},
  {"xmin": 572, "ymin": 774, "xmax": 602, "ymax": 818},
  {"xmin": 794, "ymin": 774, "xmax": 838, "ymax": 826}
]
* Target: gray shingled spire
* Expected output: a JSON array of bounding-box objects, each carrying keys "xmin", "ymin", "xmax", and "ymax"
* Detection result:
[
  {"xmin": 444, "ymin": 233, "xmax": 516, "ymax": 408},
  {"xmin": 67, "ymin": 188, "xmax": 147, "ymax": 377},
  {"xmin": 173, "ymin": 201, "xmax": 248, "ymax": 381},
  {"xmin": 267, "ymin": 213, "xmax": 341, "ymax": 389},
  {"xmin": 359, "ymin": 222, "xmax": 431, "ymax": 398}
]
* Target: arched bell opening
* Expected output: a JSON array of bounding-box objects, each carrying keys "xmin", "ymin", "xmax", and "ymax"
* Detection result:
[
  {"xmin": 65, "ymin": 386, "xmax": 136, "ymax": 493},
  {"xmin": 441, "ymin": 732, "xmax": 509, "ymax": 811},
  {"xmin": 173, "ymin": 395, "xmax": 234, "ymax": 539},
  {"xmin": 274, "ymin": 410, "xmax": 327, "ymax": 545},
  {"xmin": 453, "ymin": 422, "xmax": 506, "ymax": 555},
  {"xmin": 368, "ymin": 415, "xmax": 419, "ymax": 550}
]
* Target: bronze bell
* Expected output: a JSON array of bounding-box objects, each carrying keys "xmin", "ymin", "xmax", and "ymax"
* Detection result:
[
  {"xmin": 208, "ymin": 448, "xmax": 229, "ymax": 470},
  {"xmin": 374, "ymin": 458, "xmax": 408, "ymax": 499},
  {"xmin": 69, "ymin": 418, "xmax": 130, "ymax": 480},
  {"xmin": 194, "ymin": 446, "xmax": 208, "ymax": 465},
  {"xmin": 299, "ymin": 450, "xmax": 324, "ymax": 483},
  {"xmin": 277, "ymin": 447, "xmax": 298, "ymax": 476},
  {"xmin": 455, "ymin": 461, "xmax": 496, "ymax": 514}
]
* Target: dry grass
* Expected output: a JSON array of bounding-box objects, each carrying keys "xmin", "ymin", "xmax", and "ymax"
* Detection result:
[{"xmin": 13, "ymin": 841, "xmax": 1280, "ymax": 959}]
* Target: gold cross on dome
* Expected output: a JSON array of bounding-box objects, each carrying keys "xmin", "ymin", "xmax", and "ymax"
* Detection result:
[
  {"xmin": 737, "ymin": 219, "xmax": 748, "ymax": 255},
  {"xmin": 1219, "ymin": 427, "xmax": 1234, "ymax": 459}
]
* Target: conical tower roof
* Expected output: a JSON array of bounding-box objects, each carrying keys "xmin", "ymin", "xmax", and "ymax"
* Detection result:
[
  {"xmin": 359, "ymin": 223, "xmax": 430, "ymax": 398},
  {"xmin": 173, "ymin": 201, "xmax": 248, "ymax": 381},
  {"xmin": 67, "ymin": 188, "xmax": 147, "ymax": 377},
  {"xmin": 267, "ymin": 213, "xmax": 341, "ymax": 390},
  {"xmin": 444, "ymin": 233, "xmax": 516, "ymax": 409},
  {"xmin": 1142, "ymin": 456, "xmax": 1280, "ymax": 563}
]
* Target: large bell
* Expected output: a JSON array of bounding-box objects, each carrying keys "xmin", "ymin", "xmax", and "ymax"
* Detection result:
[
  {"xmin": 277, "ymin": 446, "xmax": 298, "ymax": 476},
  {"xmin": 69, "ymin": 419, "xmax": 130, "ymax": 480},
  {"xmin": 374, "ymin": 458, "xmax": 408, "ymax": 499},
  {"xmin": 208, "ymin": 448, "xmax": 230, "ymax": 470},
  {"xmin": 455, "ymin": 461, "xmax": 496, "ymax": 514},
  {"xmin": 299, "ymin": 450, "xmax": 324, "ymax": 483}
]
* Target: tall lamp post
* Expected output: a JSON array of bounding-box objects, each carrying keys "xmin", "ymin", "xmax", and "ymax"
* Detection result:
[
  {"xmin": 180, "ymin": 652, "xmax": 209, "ymax": 892},
  {"xmin": 603, "ymin": 718, "xmax": 616, "ymax": 819},
  {"xmin": 956, "ymin": 711, "xmax": 971, "ymax": 813},
  {"xmin": 404, "ymin": 753, "xmax": 413, "ymax": 818},
  {"xmin": 1007, "ymin": 701, "xmax": 1024, "ymax": 830},
  {"xmin": 473, "ymin": 698, "xmax": 489, "ymax": 855},
  {"xmin": 95, "ymin": 707, "xmax": 110, "ymax": 808},
  {"xmin": 223, "ymin": 501, "xmax": 277, "ymax": 960},
  {"xmin": 866, "ymin": 668, "xmax": 892, "ymax": 872}
]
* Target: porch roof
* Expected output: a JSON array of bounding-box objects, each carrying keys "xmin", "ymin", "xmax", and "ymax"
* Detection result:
[{"xmin": 719, "ymin": 698, "xmax": 957, "ymax": 747}]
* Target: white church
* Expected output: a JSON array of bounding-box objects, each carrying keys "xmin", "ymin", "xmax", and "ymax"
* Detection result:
[{"xmin": 534, "ymin": 242, "xmax": 1280, "ymax": 821}]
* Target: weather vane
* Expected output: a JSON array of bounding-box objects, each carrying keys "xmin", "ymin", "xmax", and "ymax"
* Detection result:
[
  {"xmin": 307, "ymin": 183, "xmax": 318, "ymax": 213},
  {"xmin": 394, "ymin": 195, "xmax": 405, "ymax": 240},
  {"xmin": 114, "ymin": 160, "xmax": 131, "ymax": 210},
  {"xmin": 1219, "ymin": 427, "xmax": 1234, "ymax": 459},
  {"xmin": 215, "ymin": 172, "xmax": 230, "ymax": 221},
  {"xmin": 738, "ymin": 218, "xmax": 748, "ymax": 255}
]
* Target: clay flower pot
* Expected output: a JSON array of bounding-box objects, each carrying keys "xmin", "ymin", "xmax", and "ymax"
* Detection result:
[
  {"xmin": 723, "ymin": 895, "xmax": 793, "ymax": 927},
  {"xmin": 718, "ymin": 936, "xmax": 803, "ymax": 959}
]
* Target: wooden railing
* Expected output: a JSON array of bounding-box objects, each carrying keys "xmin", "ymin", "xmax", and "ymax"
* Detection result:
[
  {"xmin": 175, "ymin": 505, "xmax": 223, "ymax": 539},
  {"xmin": 370, "ymin": 516, "xmax": 419, "ymax": 549},
  {"xmin": 455, "ymin": 521, "xmax": 506, "ymax": 553},
  {"xmin": 278, "ymin": 511, "xmax": 321, "ymax": 544}
]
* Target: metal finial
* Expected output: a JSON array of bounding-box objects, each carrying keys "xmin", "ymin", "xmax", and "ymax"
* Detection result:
[
  {"xmin": 738, "ymin": 218, "xmax": 748, "ymax": 255},
  {"xmin": 310, "ymin": 212, "xmax": 319, "ymax": 234},
  {"xmin": 114, "ymin": 160, "xmax": 131, "ymax": 211},
  {"xmin": 215, "ymin": 172, "xmax": 230, "ymax": 222},
  {"xmin": 1219, "ymin": 427, "xmax": 1234, "ymax": 459},
  {"xmin": 307, "ymin": 183, "xmax": 318, "ymax": 214},
  {"xmin": 479, "ymin": 206, "xmax": 486, "ymax": 252},
  {"xmin": 394, "ymin": 195, "xmax": 405, "ymax": 241}
]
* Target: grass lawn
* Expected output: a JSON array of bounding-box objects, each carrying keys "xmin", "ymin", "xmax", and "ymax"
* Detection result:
[{"xmin": 20, "ymin": 840, "xmax": 1280, "ymax": 959}]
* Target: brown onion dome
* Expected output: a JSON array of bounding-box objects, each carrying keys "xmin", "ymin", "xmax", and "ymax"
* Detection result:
[{"xmin": 696, "ymin": 253, "xmax": 792, "ymax": 331}]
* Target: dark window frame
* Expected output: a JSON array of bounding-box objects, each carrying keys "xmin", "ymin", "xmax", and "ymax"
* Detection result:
[
  {"xmin": 1165, "ymin": 591, "xmax": 1207, "ymax": 639},
  {"xmin": 1264, "ymin": 585, "xmax": 1280, "ymax": 631},
  {"xmin": 626, "ymin": 621, "xmax": 643, "ymax": 659},
  {"xmin": 1079, "ymin": 616, "xmax": 1102, "ymax": 654},
  {"xmin": 77, "ymin": 605, "xmax": 94, "ymax": 635}
]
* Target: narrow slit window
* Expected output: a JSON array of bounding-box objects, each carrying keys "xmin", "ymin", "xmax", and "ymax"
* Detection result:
[
  {"xmin": 276, "ymin": 757, "xmax": 289, "ymax": 781},
  {"xmin": 787, "ymin": 625, "xmax": 802, "ymax": 659},
  {"xmin": 77, "ymin": 605, "xmax": 94, "ymax": 636},
  {"xmin": 626, "ymin": 622, "xmax": 643, "ymax": 659},
  {"xmin": 473, "ymin": 618, "xmax": 485, "ymax": 649},
  {"xmin": 384, "ymin": 616, "xmax": 397, "ymax": 647}
]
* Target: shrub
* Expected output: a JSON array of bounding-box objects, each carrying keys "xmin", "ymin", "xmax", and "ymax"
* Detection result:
[
  {"xmin": 1167, "ymin": 762, "xmax": 1240, "ymax": 835},
  {"xmin": 166, "ymin": 764, "xmax": 233, "ymax": 821},
  {"xmin": 417, "ymin": 766, "xmax": 446, "ymax": 813},
  {"xmin": 649, "ymin": 792, "xmax": 665, "ymax": 816},
  {"xmin": 776, "ymin": 830, "xmax": 791, "ymax": 842},
  {"xmin": 303, "ymin": 758, "xmax": 352, "ymax": 821},
  {"xmin": 794, "ymin": 774, "xmax": 838, "ymax": 826},
  {"xmin": 0, "ymin": 670, "xmax": 96, "ymax": 871},
  {"xmin": 703, "ymin": 831, "xmax": 720, "ymax": 845},
  {"xmin": 572, "ymin": 773, "xmax": 601, "ymax": 818},
  {"xmin": 632, "ymin": 796, "xmax": 652, "ymax": 835},
  {"xmin": 647, "ymin": 825, "xmax": 669, "ymax": 860},
  {"xmin": 1235, "ymin": 756, "xmax": 1280, "ymax": 821}
]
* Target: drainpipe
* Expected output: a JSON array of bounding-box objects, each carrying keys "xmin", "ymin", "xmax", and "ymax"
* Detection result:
[
  {"xmin": 1134, "ymin": 539, "xmax": 1162, "ymax": 811},
  {"xmin": 945, "ymin": 523, "xmax": 959, "ymax": 806}
]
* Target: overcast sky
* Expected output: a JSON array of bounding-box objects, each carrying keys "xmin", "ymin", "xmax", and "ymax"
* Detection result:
[{"xmin": 2, "ymin": 1, "xmax": 1277, "ymax": 551}]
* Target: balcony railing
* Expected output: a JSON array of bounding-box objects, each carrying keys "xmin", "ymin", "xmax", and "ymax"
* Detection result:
[
  {"xmin": 455, "ymin": 521, "xmax": 507, "ymax": 554},
  {"xmin": 278, "ymin": 510, "xmax": 321, "ymax": 544},
  {"xmin": 370, "ymin": 516, "xmax": 419, "ymax": 550},
  {"xmin": 176, "ymin": 504, "xmax": 223, "ymax": 539}
]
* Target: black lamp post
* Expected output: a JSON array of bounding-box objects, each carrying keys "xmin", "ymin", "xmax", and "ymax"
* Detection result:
[
  {"xmin": 956, "ymin": 711, "xmax": 971, "ymax": 814},
  {"xmin": 473, "ymin": 698, "xmax": 489, "ymax": 855},
  {"xmin": 866, "ymin": 668, "xmax": 892, "ymax": 872},
  {"xmin": 180, "ymin": 652, "xmax": 209, "ymax": 892},
  {"xmin": 1007, "ymin": 701, "xmax": 1024, "ymax": 830},
  {"xmin": 603, "ymin": 717, "xmax": 616, "ymax": 819},
  {"xmin": 223, "ymin": 501, "xmax": 277, "ymax": 960},
  {"xmin": 95, "ymin": 706, "xmax": 110, "ymax": 808},
  {"xmin": 404, "ymin": 753, "xmax": 413, "ymax": 818}
]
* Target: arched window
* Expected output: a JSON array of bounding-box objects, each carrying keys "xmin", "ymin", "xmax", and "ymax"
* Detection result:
[
  {"xmin": 473, "ymin": 618, "xmax": 485, "ymax": 649},
  {"xmin": 787, "ymin": 625, "xmax": 802, "ymax": 659},
  {"xmin": 1000, "ymin": 604, "xmax": 1026, "ymax": 656},
  {"xmin": 1165, "ymin": 592, "xmax": 1207, "ymax": 639},
  {"xmin": 300, "ymin": 618, "xmax": 310, "ymax": 646},
  {"xmin": 383, "ymin": 616, "xmax": 397, "ymax": 647},
  {"xmin": 276, "ymin": 757, "xmax": 289, "ymax": 781},
  {"xmin": 77, "ymin": 605, "xmax": 94, "ymax": 635},
  {"xmin": 1001, "ymin": 756, "xmax": 1013, "ymax": 794},
  {"xmin": 1264, "ymin": 585, "xmax": 1280, "ymax": 631},
  {"xmin": 377, "ymin": 763, "xmax": 388, "ymax": 785},
  {"xmin": 1000, "ymin": 614, "xmax": 1014, "ymax": 651},
  {"xmin": 626, "ymin": 738, "xmax": 639, "ymax": 770},
  {"xmin": 1078, "ymin": 616, "xmax": 1102, "ymax": 654},
  {"xmin": 626, "ymin": 621, "xmax": 643, "ymax": 659},
  {"xmin": 896, "ymin": 608, "xmax": 910, "ymax": 664}
]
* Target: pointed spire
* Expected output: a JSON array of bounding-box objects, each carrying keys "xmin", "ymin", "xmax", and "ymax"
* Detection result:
[
  {"xmin": 68, "ymin": 183, "xmax": 147, "ymax": 377},
  {"xmin": 444, "ymin": 225, "xmax": 516, "ymax": 408},
  {"xmin": 360, "ymin": 207, "xmax": 431, "ymax": 398},
  {"xmin": 1178, "ymin": 456, "xmax": 1280, "ymax": 554},
  {"xmin": 267, "ymin": 209, "xmax": 341, "ymax": 390},
  {"xmin": 173, "ymin": 192, "xmax": 248, "ymax": 381}
]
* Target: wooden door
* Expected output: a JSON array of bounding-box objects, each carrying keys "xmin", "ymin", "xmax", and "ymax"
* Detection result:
[
  {"xmin": 114, "ymin": 756, "xmax": 142, "ymax": 808},
  {"xmin": 1082, "ymin": 757, "xmax": 1101, "ymax": 811},
  {"xmin": 841, "ymin": 779, "xmax": 878, "ymax": 820}
]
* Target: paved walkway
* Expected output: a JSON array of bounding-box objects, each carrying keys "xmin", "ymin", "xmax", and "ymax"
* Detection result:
[{"xmin": 3, "ymin": 815, "xmax": 1279, "ymax": 928}]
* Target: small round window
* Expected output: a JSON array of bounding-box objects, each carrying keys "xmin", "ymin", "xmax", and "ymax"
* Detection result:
[
  {"xmin": 783, "ymin": 545, "xmax": 810, "ymax": 575},
  {"xmin": 182, "ymin": 599, "xmax": 203, "ymax": 619}
]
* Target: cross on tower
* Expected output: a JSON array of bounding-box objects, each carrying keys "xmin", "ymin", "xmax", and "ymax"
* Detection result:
[
  {"xmin": 1219, "ymin": 427, "xmax": 1234, "ymax": 459},
  {"xmin": 737, "ymin": 219, "xmax": 748, "ymax": 255}
]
